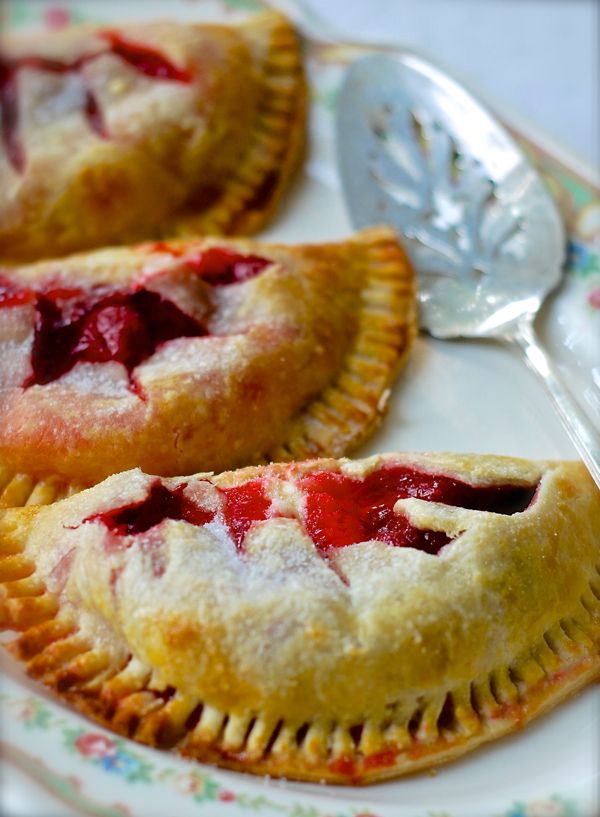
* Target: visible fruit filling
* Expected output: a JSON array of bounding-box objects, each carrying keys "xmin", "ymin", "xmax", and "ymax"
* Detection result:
[
  {"xmin": 147, "ymin": 245, "xmax": 270, "ymax": 285},
  {"xmin": 86, "ymin": 467, "xmax": 536, "ymax": 560},
  {"xmin": 0, "ymin": 32, "xmax": 191, "ymax": 172},
  {"xmin": 90, "ymin": 483, "xmax": 215, "ymax": 537},
  {"xmin": 88, "ymin": 479, "xmax": 272, "ymax": 550},
  {"xmin": 221, "ymin": 480, "xmax": 272, "ymax": 548},
  {"xmin": 24, "ymin": 286, "xmax": 206, "ymax": 387},
  {"xmin": 0, "ymin": 249, "xmax": 270, "ymax": 388},
  {"xmin": 300, "ymin": 466, "xmax": 537, "ymax": 555}
]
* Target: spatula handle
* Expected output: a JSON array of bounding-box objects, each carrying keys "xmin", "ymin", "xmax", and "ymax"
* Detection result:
[{"xmin": 510, "ymin": 318, "xmax": 600, "ymax": 489}]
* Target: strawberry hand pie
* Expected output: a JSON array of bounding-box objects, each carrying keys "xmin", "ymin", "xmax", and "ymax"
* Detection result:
[
  {"xmin": 1, "ymin": 452, "xmax": 598, "ymax": 783},
  {"xmin": 0, "ymin": 228, "xmax": 416, "ymax": 491}
]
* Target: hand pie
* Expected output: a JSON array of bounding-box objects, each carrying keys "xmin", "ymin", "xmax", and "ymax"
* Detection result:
[
  {"xmin": 1, "ymin": 452, "xmax": 598, "ymax": 784},
  {"xmin": 0, "ymin": 227, "xmax": 416, "ymax": 487},
  {"xmin": 0, "ymin": 13, "xmax": 305, "ymax": 263}
]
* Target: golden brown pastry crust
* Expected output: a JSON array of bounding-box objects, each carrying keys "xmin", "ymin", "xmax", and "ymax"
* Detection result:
[
  {"xmin": 0, "ymin": 227, "xmax": 416, "ymax": 484},
  {"xmin": 0, "ymin": 13, "xmax": 306, "ymax": 263},
  {"xmin": 1, "ymin": 452, "xmax": 598, "ymax": 784}
]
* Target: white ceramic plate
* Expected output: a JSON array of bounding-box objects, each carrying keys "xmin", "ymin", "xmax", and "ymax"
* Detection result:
[{"xmin": 1, "ymin": 2, "xmax": 599, "ymax": 816}]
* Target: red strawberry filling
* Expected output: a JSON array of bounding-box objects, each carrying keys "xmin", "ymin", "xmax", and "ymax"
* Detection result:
[
  {"xmin": 300, "ymin": 466, "xmax": 537, "ymax": 554},
  {"xmin": 87, "ymin": 467, "xmax": 537, "ymax": 557},
  {"xmin": 93, "ymin": 483, "xmax": 215, "ymax": 537},
  {"xmin": 0, "ymin": 249, "xmax": 270, "ymax": 388},
  {"xmin": 25, "ymin": 287, "xmax": 206, "ymax": 387},
  {"xmin": 88, "ymin": 480, "xmax": 271, "ymax": 550},
  {"xmin": 221, "ymin": 480, "xmax": 272, "ymax": 548},
  {"xmin": 0, "ymin": 31, "xmax": 191, "ymax": 172}
]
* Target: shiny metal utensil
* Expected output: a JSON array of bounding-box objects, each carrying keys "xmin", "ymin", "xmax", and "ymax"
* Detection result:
[{"xmin": 337, "ymin": 52, "xmax": 600, "ymax": 487}]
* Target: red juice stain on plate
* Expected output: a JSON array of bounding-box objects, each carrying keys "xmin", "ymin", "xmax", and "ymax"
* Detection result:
[
  {"xmin": 0, "ymin": 32, "xmax": 190, "ymax": 172},
  {"xmin": 300, "ymin": 466, "xmax": 537, "ymax": 554}
]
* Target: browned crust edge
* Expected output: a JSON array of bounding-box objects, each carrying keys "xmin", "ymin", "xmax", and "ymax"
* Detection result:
[{"xmin": 265, "ymin": 226, "xmax": 417, "ymax": 464}]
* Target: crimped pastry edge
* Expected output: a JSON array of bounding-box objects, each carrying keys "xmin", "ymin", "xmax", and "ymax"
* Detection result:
[{"xmin": 171, "ymin": 10, "xmax": 307, "ymax": 239}]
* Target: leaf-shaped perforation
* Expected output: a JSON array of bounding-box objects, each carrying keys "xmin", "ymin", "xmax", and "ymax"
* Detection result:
[
  {"xmin": 368, "ymin": 103, "xmax": 527, "ymax": 287},
  {"xmin": 368, "ymin": 105, "xmax": 429, "ymax": 211}
]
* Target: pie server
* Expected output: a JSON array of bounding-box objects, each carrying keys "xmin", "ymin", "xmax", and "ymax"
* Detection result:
[{"xmin": 336, "ymin": 52, "xmax": 600, "ymax": 488}]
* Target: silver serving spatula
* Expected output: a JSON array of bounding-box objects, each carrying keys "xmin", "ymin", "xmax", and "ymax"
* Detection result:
[{"xmin": 337, "ymin": 52, "xmax": 600, "ymax": 487}]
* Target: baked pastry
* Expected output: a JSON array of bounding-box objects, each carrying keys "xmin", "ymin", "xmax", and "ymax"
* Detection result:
[
  {"xmin": 1, "ymin": 452, "xmax": 598, "ymax": 784},
  {"xmin": 0, "ymin": 227, "xmax": 416, "ymax": 488},
  {"xmin": 0, "ymin": 13, "xmax": 305, "ymax": 262}
]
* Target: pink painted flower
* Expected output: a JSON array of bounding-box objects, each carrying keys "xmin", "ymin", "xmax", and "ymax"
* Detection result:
[
  {"xmin": 74, "ymin": 733, "xmax": 117, "ymax": 759},
  {"xmin": 44, "ymin": 6, "xmax": 71, "ymax": 30},
  {"xmin": 525, "ymin": 800, "xmax": 567, "ymax": 817},
  {"xmin": 219, "ymin": 790, "xmax": 236, "ymax": 802},
  {"xmin": 588, "ymin": 288, "xmax": 600, "ymax": 309}
]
